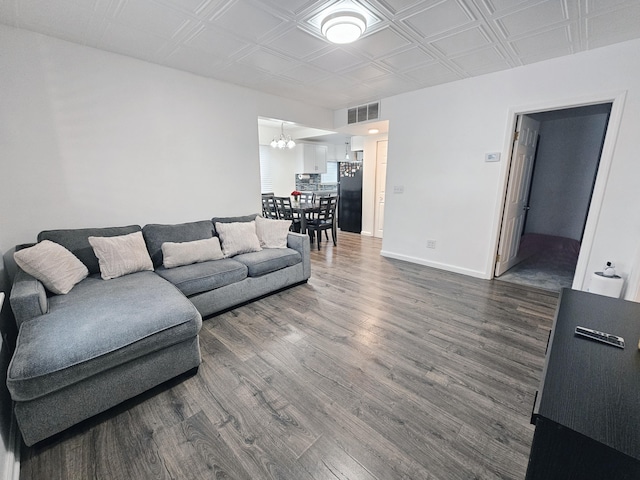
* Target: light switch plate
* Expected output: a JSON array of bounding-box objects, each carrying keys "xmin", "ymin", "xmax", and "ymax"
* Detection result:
[
  {"xmin": 393, "ymin": 185, "xmax": 404, "ymax": 194},
  {"xmin": 485, "ymin": 152, "xmax": 501, "ymax": 162}
]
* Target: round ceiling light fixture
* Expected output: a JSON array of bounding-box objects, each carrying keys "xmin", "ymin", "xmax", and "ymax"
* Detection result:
[{"xmin": 321, "ymin": 11, "xmax": 367, "ymax": 44}]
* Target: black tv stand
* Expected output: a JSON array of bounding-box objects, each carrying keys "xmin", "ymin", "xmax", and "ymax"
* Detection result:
[{"xmin": 526, "ymin": 289, "xmax": 640, "ymax": 479}]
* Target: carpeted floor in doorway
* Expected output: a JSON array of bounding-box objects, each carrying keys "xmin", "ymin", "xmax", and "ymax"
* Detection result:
[{"xmin": 496, "ymin": 234, "xmax": 579, "ymax": 292}]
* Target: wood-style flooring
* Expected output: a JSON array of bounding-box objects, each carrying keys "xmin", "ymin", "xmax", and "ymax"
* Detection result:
[{"xmin": 19, "ymin": 232, "xmax": 559, "ymax": 480}]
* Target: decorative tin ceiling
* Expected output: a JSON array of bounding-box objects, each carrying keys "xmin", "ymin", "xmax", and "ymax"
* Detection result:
[{"xmin": 1, "ymin": 0, "xmax": 639, "ymax": 109}]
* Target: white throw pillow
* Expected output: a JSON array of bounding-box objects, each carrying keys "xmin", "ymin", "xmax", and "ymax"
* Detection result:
[
  {"xmin": 88, "ymin": 231, "xmax": 154, "ymax": 280},
  {"xmin": 215, "ymin": 221, "xmax": 262, "ymax": 257},
  {"xmin": 14, "ymin": 240, "xmax": 89, "ymax": 294},
  {"xmin": 162, "ymin": 237, "xmax": 224, "ymax": 269},
  {"xmin": 255, "ymin": 216, "xmax": 291, "ymax": 249}
]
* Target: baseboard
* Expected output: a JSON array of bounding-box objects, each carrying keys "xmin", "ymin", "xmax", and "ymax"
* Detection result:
[
  {"xmin": 1, "ymin": 412, "xmax": 20, "ymax": 480},
  {"xmin": 380, "ymin": 250, "xmax": 488, "ymax": 279}
]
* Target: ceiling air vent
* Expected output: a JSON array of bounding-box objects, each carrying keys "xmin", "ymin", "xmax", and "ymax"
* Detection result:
[{"xmin": 347, "ymin": 102, "xmax": 380, "ymax": 124}]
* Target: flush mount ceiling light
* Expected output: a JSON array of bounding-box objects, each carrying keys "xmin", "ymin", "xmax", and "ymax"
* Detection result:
[
  {"xmin": 321, "ymin": 11, "xmax": 367, "ymax": 44},
  {"xmin": 270, "ymin": 123, "xmax": 296, "ymax": 149}
]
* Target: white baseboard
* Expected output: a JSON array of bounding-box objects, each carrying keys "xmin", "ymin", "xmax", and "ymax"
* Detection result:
[{"xmin": 380, "ymin": 250, "xmax": 489, "ymax": 279}]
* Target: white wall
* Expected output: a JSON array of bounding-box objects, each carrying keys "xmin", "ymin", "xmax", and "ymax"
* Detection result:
[
  {"xmin": 0, "ymin": 25, "xmax": 333, "ymax": 254},
  {"xmin": 525, "ymin": 112, "xmax": 609, "ymax": 240},
  {"xmin": 0, "ymin": 24, "xmax": 333, "ymax": 467},
  {"xmin": 265, "ymin": 147, "xmax": 298, "ymax": 197},
  {"xmin": 335, "ymin": 37, "xmax": 640, "ymax": 297},
  {"xmin": 258, "ymin": 126, "xmax": 298, "ymax": 196}
]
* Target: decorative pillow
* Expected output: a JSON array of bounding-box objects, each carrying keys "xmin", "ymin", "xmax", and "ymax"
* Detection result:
[
  {"xmin": 162, "ymin": 237, "xmax": 224, "ymax": 269},
  {"xmin": 38, "ymin": 225, "xmax": 141, "ymax": 275},
  {"xmin": 215, "ymin": 221, "xmax": 262, "ymax": 257},
  {"xmin": 14, "ymin": 240, "xmax": 89, "ymax": 294},
  {"xmin": 88, "ymin": 231, "xmax": 154, "ymax": 280},
  {"xmin": 211, "ymin": 214, "xmax": 259, "ymax": 235},
  {"xmin": 142, "ymin": 220, "xmax": 214, "ymax": 268},
  {"xmin": 255, "ymin": 216, "xmax": 291, "ymax": 249}
]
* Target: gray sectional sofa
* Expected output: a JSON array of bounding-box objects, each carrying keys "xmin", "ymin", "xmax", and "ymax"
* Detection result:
[{"xmin": 7, "ymin": 214, "xmax": 310, "ymax": 446}]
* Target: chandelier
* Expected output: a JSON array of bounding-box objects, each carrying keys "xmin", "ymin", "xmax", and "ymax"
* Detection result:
[{"xmin": 270, "ymin": 123, "xmax": 296, "ymax": 149}]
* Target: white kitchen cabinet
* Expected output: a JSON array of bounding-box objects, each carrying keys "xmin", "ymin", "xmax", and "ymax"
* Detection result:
[{"xmin": 295, "ymin": 144, "xmax": 327, "ymax": 173}]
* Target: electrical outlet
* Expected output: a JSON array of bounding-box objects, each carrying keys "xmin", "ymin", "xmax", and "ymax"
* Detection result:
[
  {"xmin": 393, "ymin": 185, "xmax": 404, "ymax": 194},
  {"xmin": 427, "ymin": 240, "xmax": 436, "ymax": 249}
]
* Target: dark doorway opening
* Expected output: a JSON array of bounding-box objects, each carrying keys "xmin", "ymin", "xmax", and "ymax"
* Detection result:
[{"xmin": 496, "ymin": 102, "xmax": 612, "ymax": 291}]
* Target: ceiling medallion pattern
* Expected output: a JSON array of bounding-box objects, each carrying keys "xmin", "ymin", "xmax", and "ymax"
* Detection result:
[{"xmin": 2, "ymin": 0, "xmax": 640, "ymax": 109}]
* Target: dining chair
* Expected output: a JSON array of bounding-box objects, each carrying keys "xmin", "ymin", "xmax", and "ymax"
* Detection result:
[
  {"xmin": 306, "ymin": 195, "xmax": 338, "ymax": 250},
  {"xmin": 261, "ymin": 195, "xmax": 280, "ymax": 220},
  {"xmin": 314, "ymin": 193, "xmax": 338, "ymax": 239},
  {"xmin": 299, "ymin": 192, "xmax": 315, "ymax": 205},
  {"xmin": 274, "ymin": 196, "xmax": 301, "ymax": 232}
]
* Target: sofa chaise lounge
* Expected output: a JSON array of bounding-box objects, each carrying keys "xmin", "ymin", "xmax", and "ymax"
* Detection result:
[{"xmin": 7, "ymin": 214, "xmax": 310, "ymax": 446}]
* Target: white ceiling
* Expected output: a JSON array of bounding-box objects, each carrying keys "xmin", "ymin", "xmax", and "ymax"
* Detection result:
[
  {"xmin": 2, "ymin": 0, "xmax": 640, "ymax": 110},
  {"xmin": 257, "ymin": 116, "xmax": 389, "ymax": 143}
]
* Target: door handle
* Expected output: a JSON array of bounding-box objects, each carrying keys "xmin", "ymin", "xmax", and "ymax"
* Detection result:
[{"xmin": 523, "ymin": 206, "xmax": 530, "ymax": 211}]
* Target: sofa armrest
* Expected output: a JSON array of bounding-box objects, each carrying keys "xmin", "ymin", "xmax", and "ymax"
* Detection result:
[
  {"xmin": 287, "ymin": 232, "xmax": 311, "ymax": 280},
  {"xmin": 10, "ymin": 268, "xmax": 48, "ymax": 328}
]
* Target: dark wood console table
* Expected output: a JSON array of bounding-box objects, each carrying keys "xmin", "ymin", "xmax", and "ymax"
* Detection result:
[{"xmin": 526, "ymin": 288, "xmax": 640, "ymax": 479}]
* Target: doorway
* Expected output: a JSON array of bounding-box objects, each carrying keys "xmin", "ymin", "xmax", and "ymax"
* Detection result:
[
  {"xmin": 495, "ymin": 103, "xmax": 612, "ymax": 291},
  {"xmin": 374, "ymin": 140, "xmax": 388, "ymax": 238}
]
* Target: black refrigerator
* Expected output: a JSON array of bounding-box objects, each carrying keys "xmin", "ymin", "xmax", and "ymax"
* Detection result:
[{"xmin": 337, "ymin": 162, "xmax": 363, "ymax": 233}]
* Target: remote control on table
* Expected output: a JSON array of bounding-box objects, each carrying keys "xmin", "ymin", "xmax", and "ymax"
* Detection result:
[{"xmin": 575, "ymin": 326, "xmax": 625, "ymax": 349}]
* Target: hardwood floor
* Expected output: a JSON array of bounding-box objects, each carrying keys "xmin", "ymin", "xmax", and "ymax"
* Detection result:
[{"xmin": 19, "ymin": 232, "xmax": 559, "ymax": 480}]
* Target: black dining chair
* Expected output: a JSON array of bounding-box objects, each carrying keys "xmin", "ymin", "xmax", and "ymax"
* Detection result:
[
  {"xmin": 274, "ymin": 196, "xmax": 301, "ymax": 232},
  {"xmin": 261, "ymin": 195, "xmax": 280, "ymax": 220},
  {"xmin": 306, "ymin": 195, "xmax": 338, "ymax": 250},
  {"xmin": 299, "ymin": 192, "xmax": 315, "ymax": 205}
]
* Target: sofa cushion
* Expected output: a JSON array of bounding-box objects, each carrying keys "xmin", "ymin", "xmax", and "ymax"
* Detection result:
[
  {"xmin": 162, "ymin": 237, "xmax": 224, "ymax": 269},
  {"xmin": 155, "ymin": 258, "xmax": 248, "ymax": 297},
  {"xmin": 6, "ymin": 271, "xmax": 201, "ymax": 402},
  {"xmin": 38, "ymin": 225, "xmax": 141, "ymax": 274},
  {"xmin": 234, "ymin": 248, "xmax": 302, "ymax": 277},
  {"xmin": 88, "ymin": 231, "xmax": 154, "ymax": 280},
  {"xmin": 142, "ymin": 220, "xmax": 214, "ymax": 268},
  {"xmin": 14, "ymin": 240, "xmax": 89, "ymax": 294}
]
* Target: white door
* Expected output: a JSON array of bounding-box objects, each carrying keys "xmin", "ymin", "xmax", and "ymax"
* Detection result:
[
  {"xmin": 495, "ymin": 115, "xmax": 540, "ymax": 276},
  {"xmin": 374, "ymin": 140, "xmax": 388, "ymax": 238}
]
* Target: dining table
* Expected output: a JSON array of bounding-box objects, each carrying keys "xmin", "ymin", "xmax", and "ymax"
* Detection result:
[{"xmin": 292, "ymin": 201, "xmax": 319, "ymax": 234}]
